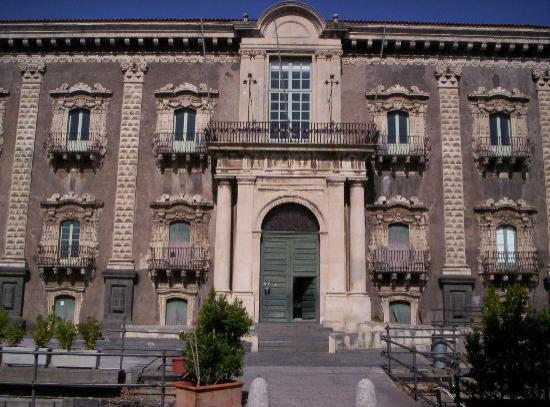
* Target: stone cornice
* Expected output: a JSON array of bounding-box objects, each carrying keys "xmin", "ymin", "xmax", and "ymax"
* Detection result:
[
  {"xmin": 474, "ymin": 197, "xmax": 537, "ymax": 214},
  {"xmin": 50, "ymin": 82, "xmax": 112, "ymax": 97},
  {"xmin": 154, "ymin": 82, "xmax": 218, "ymax": 98},
  {"xmin": 41, "ymin": 192, "xmax": 104, "ymax": 209},
  {"xmin": 150, "ymin": 193, "xmax": 213, "ymax": 209},
  {"xmin": 366, "ymin": 84, "xmax": 429, "ymax": 100},
  {"xmin": 467, "ymin": 86, "xmax": 529, "ymax": 102},
  {"xmin": 367, "ymin": 195, "xmax": 428, "ymax": 211}
]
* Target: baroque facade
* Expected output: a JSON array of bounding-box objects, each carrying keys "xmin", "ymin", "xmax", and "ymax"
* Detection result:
[{"xmin": 0, "ymin": 2, "xmax": 549, "ymax": 330}]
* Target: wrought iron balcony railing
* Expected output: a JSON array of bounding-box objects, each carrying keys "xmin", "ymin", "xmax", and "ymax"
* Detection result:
[
  {"xmin": 369, "ymin": 248, "xmax": 430, "ymax": 282},
  {"xmin": 205, "ymin": 121, "xmax": 379, "ymax": 150},
  {"xmin": 152, "ymin": 132, "xmax": 208, "ymax": 155},
  {"xmin": 147, "ymin": 246, "xmax": 209, "ymax": 272},
  {"xmin": 36, "ymin": 244, "xmax": 97, "ymax": 270},
  {"xmin": 47, "ymin": 131, "xmax": 103, "ymax": 156},
  {"xmin": 474, "ymin": 137, "xmax": 530, "ymax": 160},
  {"xmin": 480, "ymin": 251, "xmax": 539, "ymax": 277},
  {"xmin": 376, "ymin": 135, "xmax": 427, "ymax": 157}
]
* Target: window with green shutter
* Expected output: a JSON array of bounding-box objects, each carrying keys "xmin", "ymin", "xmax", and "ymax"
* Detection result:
[
  {"xmin": 388, "ymin": 224, "xmax": 410, "ymax": 250},
  {"xmin": 54, "ymin": 295, "xmax": 76, "ymax": 322},
  {"xmin": 169, "ymin": 222, "xmax": 191, "ymax": 247},
  {"xmin": 165, "ymin": 298, "xmax": 187, "ymax": 325},
  {"xmin": 390, "ymin": 300, "xmax": 411, "ymax": 324}
]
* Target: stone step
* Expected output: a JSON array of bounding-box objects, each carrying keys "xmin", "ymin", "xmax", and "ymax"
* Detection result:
[{"xmin": 259, "ymin": 341, "xmax": 328, "ymax": 353}]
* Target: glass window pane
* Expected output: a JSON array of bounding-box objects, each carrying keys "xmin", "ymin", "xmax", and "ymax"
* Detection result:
[
  {"xmin": 490, "ymin": 114, "xmax": 499, "ymax": 146},
  {"xmin": 67, "ymin": 110, "xmax": 80, "ymax": 140},
  {"xmin": 387, "ymin": 112, "xmax": 397, "ymax": 144},
  {"xmin": 186, "ymin": 110, "xmax": 196, "ymax": 140},
  {"xmin": 398, "ymin": 112, "xmax": 409, "ymax": 144},
  {"xmin": 500, "ymin": 114, "xmax": 511, "ymax": 145},
  {"xmin": 80, "ymin": 110, "xmax": 90, "ymax": 141}
]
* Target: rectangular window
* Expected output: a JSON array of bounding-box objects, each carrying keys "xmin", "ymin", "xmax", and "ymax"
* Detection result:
[
  {"xmin": 67, "ymin": 109, "xmax": 90, "ymax": 141},
  {"xmin": 489, "ymin": 113, "xmax": 511, "ymax": 146},
  {"xmin": 496, "ymin": 225, "xmax": 516, "ymax": 264},
  {"xmin": 59, "ymin": 220, "xmax": 80, "ymax": 258},
  {"xmin": 269, "ymin": 58, "xmax": 311, "ymax": 139},
  {"xmin": 173, "ymin": 109, "xmax": 196, "ymax": 141}
]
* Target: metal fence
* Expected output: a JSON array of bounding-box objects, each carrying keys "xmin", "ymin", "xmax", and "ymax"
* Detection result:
[
  {"xmin": 0, "ymin": 317, "xmax": 183, "ymax": 407},
  {"xmin": 381, "ymin": 324, "xmax": 469, "ymax": 406}
]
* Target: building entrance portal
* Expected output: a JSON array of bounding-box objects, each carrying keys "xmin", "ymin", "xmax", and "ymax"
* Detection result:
[{"xmin": 260, "ymin": 203, "xmax": 320, "ymax": 322}]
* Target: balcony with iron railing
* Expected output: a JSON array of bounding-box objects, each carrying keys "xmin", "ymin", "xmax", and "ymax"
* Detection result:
[
  {"xmin": 36, "ymin": 244, "xmax": 97, "ymax": 280},
  {"xmin": 46, "ymin": 131, "xmax": 104, "ymax": 167},
  {"xmin": 473, "ymin": 137, "xmax": 531, "ymax": 175},
  {"xmin": 205, "ymin": 121, "xmax": 379, "ymax": 153},
  {"xmin": 480, "ymin": 251, "xmax": 540, "ymax": 284},
  {"xmin": 374, "ymin": 135, "xmax": 428, "ymax": 174},
  {"xmin": 152, "ymin": 132, "xmax": 208, "ymax": 169},
  {"xmin": 369, "ymin": 248, "xmax": 430, "ymax": 286},
  {"xmin": 147, "ymin": 246, "xmax": 209, "ymax": 284}
]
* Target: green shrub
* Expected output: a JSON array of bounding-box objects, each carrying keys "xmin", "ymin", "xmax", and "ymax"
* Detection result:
[
  {"xmin": 5, "ymin": 320, "xmax": 25, "ymax": 346},
  {"xmin": 32, "ymin": 314, "xmax": 56, "ymax": 348},
  {"xmin": 180, "ymin": 289, "xmax": 252, "ymax": 386},
  {"xmin": 0, "ymin": 307, "xmax": 9, "ymax": 343},
  {"xmin": 465, "ymin": 286, "xmax": 550, "ymax": 400},
  {"xmin": 78, "ymin": 316, "xmax": 102, "ymax": 350},
  {"xmin": 55, "ymin": 318, "xmax": 78, "ymax": 350}
]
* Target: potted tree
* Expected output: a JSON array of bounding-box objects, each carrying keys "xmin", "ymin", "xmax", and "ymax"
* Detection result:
[
  {"xmin": 2, "ymin": 318, "xmax": 35, "ymax": 366},
  {"xmin": 172, "ymin": 290, "xmax": 252, "ymax": 407},
  {"xmin": 76, "ymin": 316, "xmax": 102, "ymax": 368}
]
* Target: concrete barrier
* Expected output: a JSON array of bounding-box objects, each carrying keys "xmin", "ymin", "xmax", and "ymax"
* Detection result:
[
  {"xmin": 355, "ymin": 378, "xmax": 377, "ymax": 407},
  {"xmin": 248, "ymin": 376, "xmax": 269, "ymax": 407}
]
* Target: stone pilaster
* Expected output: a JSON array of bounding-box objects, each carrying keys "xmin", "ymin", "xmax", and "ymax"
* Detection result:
[
  {"xmin": 103, "ymin": 59, "xmax": 146, "ymax": 323},
  {"xmin": 214, "ymin": 177, "xmax": 233, "ymax": 295},
  {"xmin": 232, "ymin": 176, "xmax": 255, "ymax": 316},
  {"xmin": 533, "ymin": 67, "xmax": 550, "ymax": 283},
  {"xmin": 435, "ymin": 64, "xmax": 470, "ymax": 276},
  {"xmin": 349, "ymin": 179, "xmax": 367, "ymax": 293},
  {"xmin": 0, "ymin": 60, "xmax": 45, "ymax": 317},
  {"xmin": 0, "ymin": 87, "xmax": 9, "ymax": 156}
]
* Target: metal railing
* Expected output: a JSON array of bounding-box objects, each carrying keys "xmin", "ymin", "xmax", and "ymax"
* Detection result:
[
  {"xmin": 480, "ymin": 251, "xmax": 539, "ymax": 275},
  {"xmin": 36, "ymin": 244, "xmax": 97, "ymax": 269},
  {"xmin": 381, "ymin": 324, "xmax": 468, "ymax": 406},
  {"xmin": 474, "ymin": 137, "xmax": 530, "ymax": 159},
  {"xmin": 369, "ymin": 248, "xmax": 430, "ymax": 274},
  {"xmin": 153, "ymin": 132, "xmax": 207, "ymax": 155},
  {"xmin": 205, "ymin": 121, "xmax": 379, "ymax": 146},
  {"xmin": 47, "ymin": 131, "xmax": 103, "ymax": 155},
  {"xmin": 0, "ymin": 317, "xmax": 183, "ymax": 407},
  {"xmin": 376, "ymin": 135, "xmax": 427, "ymax": 157},
  {"xmin": 147, "ymin": 246, "xmax": 209, "ymax": 271}
]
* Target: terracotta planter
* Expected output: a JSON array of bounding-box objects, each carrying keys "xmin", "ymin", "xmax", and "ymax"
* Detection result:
[
  {"xmin": 172, "ymin": 356, "xmax": 187, "ymax": 375},
  {"xmin": 172, "ymin": 380, "xmax": 243, "ymax": 407}
]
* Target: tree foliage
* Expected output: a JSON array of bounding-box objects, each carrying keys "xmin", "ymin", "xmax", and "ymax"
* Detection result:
[
  {"xmin": 180, "ymin": 289, "xmax": 252, "ymax": 386},
  {"xmin": 465, "ymin": 286, "xmax": 550, "ymax": 400}
]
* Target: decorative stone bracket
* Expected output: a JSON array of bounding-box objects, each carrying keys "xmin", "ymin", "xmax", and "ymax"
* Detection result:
[
  {"xmin": 366, "ymin": 85, "xmax": 430, "ymax": 175},
  {"xmin": 48, "ymin": 83, "xmax": 112, "ymax": 171},
  {"xmin": 468, "ymin": 86, "xmax": 531, "ymax": 177}
]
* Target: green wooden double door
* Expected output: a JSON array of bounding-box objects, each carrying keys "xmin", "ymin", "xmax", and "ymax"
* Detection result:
[{"xmin": 260, "ymin": 232, "xmax": 319, "ymax": 322}]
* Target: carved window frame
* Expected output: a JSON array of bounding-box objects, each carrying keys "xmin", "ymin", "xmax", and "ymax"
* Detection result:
[
  {"xmin": 366, "ymin": 85, "xmax": 430, "ymax": 172},
  {"xmin": 49, "ymin": 83, "xmax": 112, "ymax": 167},
  {"xmin": 149, "ymin": 194, "xmax": 213, "ymax": 287},
  {"xmin": 474, "ymin": 197, "xmax": 538, "ymax": 283},
  {"xmin": 367, "ymin": 196, "xmax": 429, "ymax": 251},
  {"xmin": 38, "ymin": 193, "xmax": 103, "ymax": 282},
  {"xmin": 380, "ymin": 290, "xmax": 420, "ymax": 325},
  {"xmin": 0, "ymin": 88, "xmax": 9, "ymax": 157},
  {"xmin": 468, "ymin": 87, "xmax": 530, "ymax": 175},
  {"xmin": 157, "ymin": 288, "xmax": 196, "ymax": 326},
  {"xmin": 46, "ymin": 287, "xmax": 84, "ymax": 324}
]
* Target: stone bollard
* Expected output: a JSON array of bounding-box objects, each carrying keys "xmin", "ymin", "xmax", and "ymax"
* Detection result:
[
  {"xmin": 356, "ymin": 378, "xmax": 377, "ymax": 407},
  {"xmin": 248, "ymin": 377, "xmax": 269, "ymax": 407}
]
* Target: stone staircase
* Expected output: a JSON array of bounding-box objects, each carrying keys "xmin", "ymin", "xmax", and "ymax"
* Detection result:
[{"xmin": 253, "ymin": 322, "xmax": 333, "ymax": 353}]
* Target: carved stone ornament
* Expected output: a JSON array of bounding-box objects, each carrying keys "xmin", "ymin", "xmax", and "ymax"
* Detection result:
[
  {"xmin": 0, "ymin": 88, "xmax": 9, "ymax": 156},
  {"xmin": 48, "ymin": 82, "xmax": 112, "ymax": 168},
  {"xmin": 532, "ymin": 67, "xmax": 550, "ymax": 91},
  {"xmin": 474, "ymin": 198, "xmax": 539, "ymax": 284},
  {"xmin": 367, "ymin": 195, "xmax": 429, "ymax": 251},
  {"xmin": 121, "ymin": 58, "xmax": 148, "ymax": 82},
  {"xmin": 434, "ymin": 64, "xmax": 462, "ymax": 88},
  {"xmin": 37, "ymin": 193, "xmax": 103, "ymax": 284},
  {"xmin": 468, "ymin": 86, "xmax": 530, "ymax": 176},
  {"xmin": 239, "ymin": 49, "xmax": 267, "ymax": 59},
  {"xmin": 18, "ymin": 59, "xmax": 46, "ymax": 82}
]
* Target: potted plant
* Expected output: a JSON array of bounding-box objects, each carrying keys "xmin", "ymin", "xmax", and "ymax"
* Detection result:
[
  {"xmin": 76, "ymin": 316, "xmax": 102, "ymax": 368},
  {"xmin": 51, "ymin": 317, "xmax": 78, "ymax": 368},
  {"xmin": 171, "ymin": 338, "xmax": 187, "ymax": 376},
  {"xmin": 172, "ymin": 289, "xmax": 252, "ymax": 407},
  {"xmin": 2, "ymin": 319, "xmax": 37, "ymax": 366}
]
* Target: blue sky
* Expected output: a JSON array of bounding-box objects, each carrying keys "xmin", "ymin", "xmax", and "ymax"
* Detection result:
[{"xmin": 0, "ymin": 0, "xmax": 548, "ymax": 25}]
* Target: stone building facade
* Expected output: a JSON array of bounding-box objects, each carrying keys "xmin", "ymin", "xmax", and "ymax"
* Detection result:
[{"xmin": 0, "ymin": 2, "xmax": 548, "ymax": 330}]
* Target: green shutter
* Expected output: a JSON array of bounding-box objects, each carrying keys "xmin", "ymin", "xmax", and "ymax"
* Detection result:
[
  {"xmin": 166, "ymin": 299, "xmax": 187, "ymax": 325},
  {"xmin": 55, "ymin": 296, "xmax": 76, "ymax": 322},
  {"xmin": 389, "ymin": 301, "xmax": 411, "ymax": 324}
]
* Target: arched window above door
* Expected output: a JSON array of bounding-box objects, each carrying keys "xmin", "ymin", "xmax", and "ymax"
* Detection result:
[{"xmin": 262, "ymin": 203, "xmax": 319, "ymax": 233}]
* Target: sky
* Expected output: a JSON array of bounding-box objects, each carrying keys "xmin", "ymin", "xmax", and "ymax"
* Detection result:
[{"xmin": 0, "ymin": 0, "xmax": 548, "ymax": 26}]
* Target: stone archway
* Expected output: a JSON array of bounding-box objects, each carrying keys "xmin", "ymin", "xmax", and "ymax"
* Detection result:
[{"xmin": 259, "ymin": 203, "xmax": 320, "ymax": 322}]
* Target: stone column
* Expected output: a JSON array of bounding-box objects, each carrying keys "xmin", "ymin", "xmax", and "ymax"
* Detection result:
[
  {"xmin": 435, "ymin": 64, "xmax": 474, "ymax": 323},
  {"xmin": 0, "ymin": 61, "xmax": 45, "ymax": 318},
  {"xmin": 232, "ymin": 176, "xmax": 255, "ymax": 315},
  {"xmin": 533, "ymin": 67, "xmax": 550, "ymax": 290},
  {"xmin": 349, "ymin": 179, "xmax": 367, "ymax": 293},
  {"xmin": 103, "ymin": 59, "xmax": 147, "ymax": 323},
  {"xmin": 214, "ymin": 177, "xmax": 233, "ymax": 295}
]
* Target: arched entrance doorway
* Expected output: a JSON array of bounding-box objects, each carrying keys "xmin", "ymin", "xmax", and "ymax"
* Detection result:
[{"xmin": 260, "ymin": 203, "xmax": 320, "ymax": 322}]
